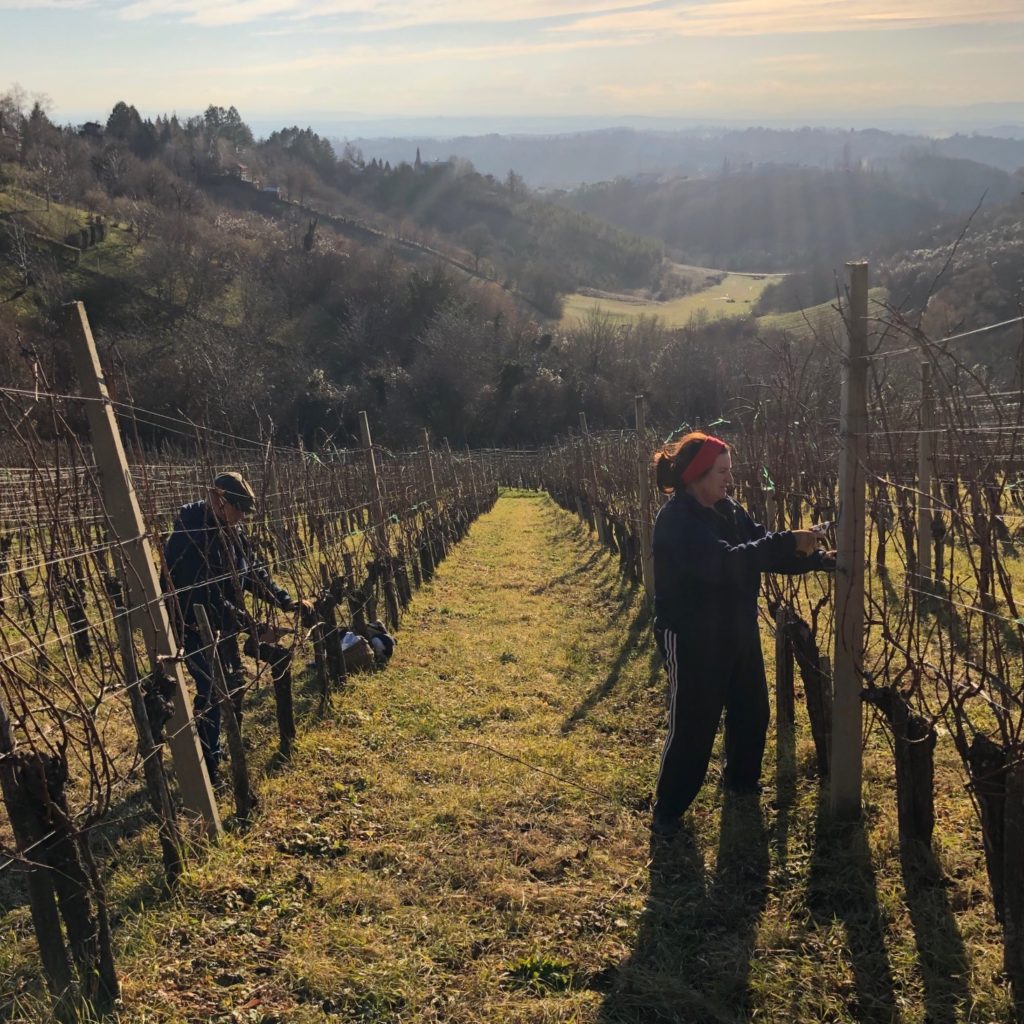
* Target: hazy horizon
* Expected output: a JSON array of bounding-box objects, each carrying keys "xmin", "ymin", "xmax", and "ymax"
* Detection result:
[
  {"xmin": 49, "ymin": 105, "xmax": 1024, "ymax": 140},
  {"xmin": 5, "ymin": 1, "xmax": 1024, "ymax": 131}
]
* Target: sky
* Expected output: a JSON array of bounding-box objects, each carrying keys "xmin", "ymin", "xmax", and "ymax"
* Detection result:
[{"xmin": 3, "ymin": 0, "xmax": 1024, "ymax": 129}]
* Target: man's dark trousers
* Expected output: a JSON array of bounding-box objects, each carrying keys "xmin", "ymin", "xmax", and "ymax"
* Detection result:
[{"xmin": 183, "ymin": 622, "xmax": 245, "ymax": 777}]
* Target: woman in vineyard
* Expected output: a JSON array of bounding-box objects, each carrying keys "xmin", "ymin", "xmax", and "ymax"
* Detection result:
[{"xmin": 650, "ymin": 432, "xmax": 832, "ymax": 839}]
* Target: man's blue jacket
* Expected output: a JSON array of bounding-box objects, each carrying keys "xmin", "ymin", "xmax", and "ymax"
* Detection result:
[{"xmin": 163, "ymin": 500, "xmax": 293, "ymax": 634}]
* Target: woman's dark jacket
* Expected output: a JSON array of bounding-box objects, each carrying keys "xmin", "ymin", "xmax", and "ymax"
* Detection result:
[
  {"xmin": 653, "ymin": 491, "xmax": 824, "ymax": 638},
  {"xmin": 163, "ymin": 500, "xmax": 293, "ymax": 634}
]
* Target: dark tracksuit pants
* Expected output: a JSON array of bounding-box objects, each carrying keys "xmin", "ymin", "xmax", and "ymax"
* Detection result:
[
  {"xmin": 183, "ymin": 621, "xmax": 245, "ymax": 775},
  {"xmin": 653, "ymin": 623, "xmax": 769, "ymax": 820}
]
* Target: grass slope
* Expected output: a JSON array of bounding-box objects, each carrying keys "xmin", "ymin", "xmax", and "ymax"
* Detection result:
[
  {"xmin": 560, "ymin": 281, "xmax": 890, "ymax": 342},
  {"xmin": 1, "ymin": 492, "xmax": 1013, "ymax": 1023},
  {"xmin": 561, "ymin": 274, "xmax": 782, "ymax": 330},
  {"xmin": 0, "ymin": 186, "xmax": 142, "ymax": 318},
  {"xmin": 756, "ymin": 287, "xmax": 889, "ymax": 340}
]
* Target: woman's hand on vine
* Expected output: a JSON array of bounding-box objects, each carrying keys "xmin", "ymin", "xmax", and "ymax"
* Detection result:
[{"xmin": 792, "ymin": 529, "xmax": 822, "ymax": 557}]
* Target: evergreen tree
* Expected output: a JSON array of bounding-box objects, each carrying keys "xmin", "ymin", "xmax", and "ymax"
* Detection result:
[{"xmin": 106, "ymin": 101, "xmax": 142, "ymax": 140}]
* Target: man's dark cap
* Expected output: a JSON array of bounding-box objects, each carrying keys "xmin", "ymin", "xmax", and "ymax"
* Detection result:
[{"xmin": 213, "ymin": 472, "xmax": 256, "ymax": 512}]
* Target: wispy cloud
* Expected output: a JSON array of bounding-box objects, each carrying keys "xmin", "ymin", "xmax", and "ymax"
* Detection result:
[
  {"xmin": 594, "ymin": 82, "xmax": 675, "ymax": 101},
  {"xmin": 0, "ymin": 0, "xmax": 93, "ymax": 7},
  {"xmin": 8, "ymin": 0, "xmax": 1023, "ymax": 118},
  {"xmin": 118, "ymin": 0, "xmax": 297, "ymax": 24},
  {"xmin": 948, "ymin": 42, "xmax": 1024, "ymax": 55},
  {"xmin": 555, "ymin": 0, "xmax": 1024, "ymax": 37},
  {"xmin": 751, "ymin": 52, "xmax": 844, "ymax": 74},
  {"xmin": 115, "ymin": 0, "xmax": 657, "ymax": 29},
  {"xmin": 190, "ymin": 33, "xmax": 649, "ymax": 75},
  {"xmin": 296, "ymin": 0, "xmax": 655, "ymax": 27}
]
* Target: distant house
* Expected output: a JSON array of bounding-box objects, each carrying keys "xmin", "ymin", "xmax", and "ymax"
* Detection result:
[
  {"xmin": 261, "ymin": 184, "xmax": 286, "ymax": 200},
  {"xmin": 232, "ymin": 163, "xmax": 256, "ymax": 184}
]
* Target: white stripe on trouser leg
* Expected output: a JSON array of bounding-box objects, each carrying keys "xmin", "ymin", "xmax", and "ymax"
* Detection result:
[{"xmin": 656, "ymin": 630, "xmax": 679, "ymax": 790}]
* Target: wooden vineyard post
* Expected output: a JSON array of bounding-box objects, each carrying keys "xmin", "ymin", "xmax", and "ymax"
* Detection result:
[
  {"xmin": 580, "ymin": 412, "xmax": 606, "ymax": 545},
  {"xmin": 0, "ymin": 691, "xmax": 79, "ymax": 1021},
  {"xmin": 424, "ymin": 429, "xmax": 446, "ymax": 559},
  {"xmin": 343, "ymin": 551, "xmax": 369, "ymax": 634},
  {"xmin": 775, "ymin": 605, "xmax": 795, "ymax": 759},
  {"xmin": 445, "ymin": 438, "xmax": 463, "ymax": 503},
  {"xmin": 193, "ymin": 605, "xmax": 254, "ymax": 822},
  {"xmin": 569, "ymin": 429, "xmax": 588, "ymax": 525},
  {"xmin": 318, "ymin": 564, "xmax": 345, "ymax": 684},
  {"xmin": 465, "ymin": 444, "xmax": 479, "ymax": 504},
  {"xmin": 813, "ymin": 656, "xmax": 833, "ymax": 777},
  {"xmin": 111, "ymin": 597, "xmax": 183, "ymax": 883},
  {"xmin": 359, "ymin": 412, "xmax": 388, "ymax": 552},
  {"xmin": 1003, "ymin": 764, "xmax": 1024, "ymax": 998},
  {"xmin": 830, "ymin": 262, "xmax": 869, "ymax": 820},
  {"xmin": 635, "ymin": 395, "xmax": 655, "ymax": 601},
  {"xmin": 359, "ymin": 411, "xmax": 398, "ymax": 629},
  {"xmin": 311, "ymin": 619, "xmax": 330, "ymax": 714},
  {"xmin": 67, "ymin": 303, "xmax": 221, "ymax": 834},
  {"xmin": 264, "ymin": 450, "xmax": 294, "ymax": 561},
  {"xmin": 764, "ymin": 399, "xmax": 778, "ymax": 529},
  {"xmin": 917, "ymin": 361, "xmax": 934, "ymax": 586}
]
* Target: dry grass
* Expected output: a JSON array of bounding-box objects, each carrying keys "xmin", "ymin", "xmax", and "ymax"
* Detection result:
[
  {"xmin": 756, "ymin": 287, "xmax": 889, "ymax": 339},
  {"xmin": 560, "ymin": 274, "xmax": 783, "ymax": 330},
  {"xmin": 0, "ymin": 491, "xmax": 1016, "ymax": 1023},
  {"xmin": 0, "ymin": 187, "xmax": 91, "ymax": 239}
]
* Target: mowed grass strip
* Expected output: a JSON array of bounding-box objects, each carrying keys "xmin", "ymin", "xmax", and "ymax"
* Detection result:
[
  {"xmin": 80, "ymin": 491, "xmax": 659, "ymax": 1023},
  {"xmin": 3, "ymin": 492, "xmax": 1014, "ymax": 1023}
]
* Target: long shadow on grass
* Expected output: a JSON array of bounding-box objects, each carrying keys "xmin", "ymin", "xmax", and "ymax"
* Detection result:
[
  {"xmin": 771, "ymin": 720, "xmax": 799, "ymax": 876},
  {"xmin": 807, "ymin": 797, "xmax": 897, "ymax": 1024},
  {"xmin": 530, "ymin": 549, "xmax": 605, "ymax": 595},
  {"xmin": 0, "ymin": 662, "xmax": 325, "ymax": 925},
  {"xmin": 599, "ymin": 796, "xmax": 769, "ymax": 1024},
  {"xmin": 877, "ymin": 565, "xmax": 901, "ymax": 614},
  {"xmin": 901, "ymin": 851, "xmax": 971, "ymax": 1024},
  {"xmin": 562, "ymin": 601, "xmax": 653, "ymax": 734},
  {"xmin": 0, "ymin": 785, "xmax": 163, "ymax": 918}
]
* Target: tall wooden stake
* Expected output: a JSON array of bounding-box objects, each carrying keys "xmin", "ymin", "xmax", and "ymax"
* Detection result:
[
  {"xmin": 111, "ymin": 603, "xmax": 183, "ymax": 883},
  {"xmin": 422, "ymin": 429, "xmax": 447, "ymax": 559},
  {"xmin": 569, "ymin": 429, "xmax": 587, "ymax": 524},
  {"xmin": 917, "ymin": 361, "xmax": 934, "ymax": 585},
  {"xmin": 580, "ymin": 412, "xmax": 606, "ymax": 545},
  {"xmin": 635, "ymin": 395, "xmax": 655, "ymax": 601},
  {"xmin": 775, "ymin": 605, "xmax": 795, "ymax": 749},
  {"xmin": 193, "ymin": 605, "xmax": 253, "ymax": 822},
  {"xmin": 0, "ymin": 692, "xmax": 78, "ymax": 1021},
  {"xmin": 264, "ymin": 448, "xmax": 293, "ymax": 560},
  {"xmin": 360, "ymin": 411, "xmax": 400, "ymax": 628},
  {"xmin": 359, "ymin": 411, "xmax": 388, "ymax": 554},
  {"xmin": 764, "ymin": 399, "xmax": 778, "ymax": 529},
  {"xmin": 830, "ymin": 262, "xmax": 869, "ymax": 820},
  {"xmin": 424, "ymin": 428, "xmax": 440, "ymax": 508},
  {"xmin": 67, "ymin": 303, "xmax": 221, "ymax": 834}
]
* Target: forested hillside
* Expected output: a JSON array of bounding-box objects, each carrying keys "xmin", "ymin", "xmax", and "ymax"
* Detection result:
[
  {"xmin": 353, "ymin": 124, "xmax": 1024, "ymax": 187},
  {"xmin": 750, "ymin": 187, "xmax": 1024, "ymax": 354},
  {"xmin": 2, "ymin": 90, "xmax": 1022, "ymax": 450},
  {"xmin": 559, "ymin": 160, "xmax": 1023, "ymax": 272},
  {"xmin": 0, "ymin": 94, "xmax": 665, "ymax": 447}
]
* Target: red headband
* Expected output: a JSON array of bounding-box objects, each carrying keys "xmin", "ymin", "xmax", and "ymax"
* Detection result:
[{"xmin": 680, "ymin": 436, "xmax": 728, "ymax": 486}]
